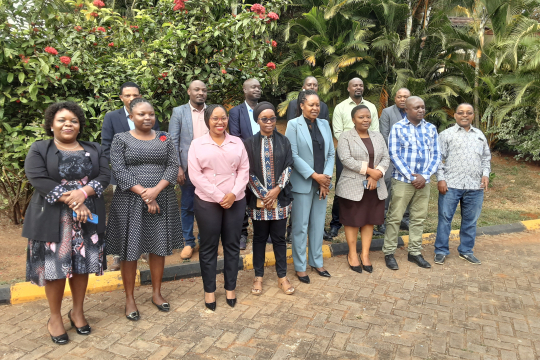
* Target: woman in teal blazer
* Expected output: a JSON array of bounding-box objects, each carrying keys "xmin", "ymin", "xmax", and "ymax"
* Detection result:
[{"xmin": 285, "ymin": 90, "xmax": 335, "ymax": 283}]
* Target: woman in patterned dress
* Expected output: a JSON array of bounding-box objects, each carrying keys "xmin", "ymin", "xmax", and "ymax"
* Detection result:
[
  {"xmin": 243, "ymin": 102, "xmax": 295, "ymax": 296},
  {"xmin": 23, "ymin": 102, "xmax": 111, "ymax": 345},
  {"xmin": 105, "ymin": 98, "xmax": 182, "ymax": 320}
]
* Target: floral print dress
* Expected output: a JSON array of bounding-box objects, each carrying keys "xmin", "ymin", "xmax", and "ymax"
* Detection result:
[{"xmin": 26, "ymin": 150, "xmax": 105, "ymax": 286}]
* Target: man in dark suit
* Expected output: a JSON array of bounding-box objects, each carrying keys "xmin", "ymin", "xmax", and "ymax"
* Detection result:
[
  {"xmin": 378, "ymin": 87, "xmax": 411, "ymax": 234},
  {"xmin": 101, "ymin": 81, "xmax": 160, "ymax": 270},
  {"xmin": 286, "ymin": 76, "xmax": 330, "ymax": 121},
  {"xmin": 229, "ymin": 78, "xmax": 262, "ymax": 249}
]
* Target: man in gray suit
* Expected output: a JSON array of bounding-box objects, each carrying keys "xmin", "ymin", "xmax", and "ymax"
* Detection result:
[
  {"xmin": 378, "ymin": 88, "xmax": 411, "ymax": 234},
  {"xmin": 168, "ymin": 80, "xmax": 208, "ymax": 260}
]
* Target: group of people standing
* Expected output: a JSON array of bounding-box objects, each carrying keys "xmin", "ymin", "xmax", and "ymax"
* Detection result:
[{"xmin": 22, "ymin": 75, "xmax": 491, "ymax": 345}]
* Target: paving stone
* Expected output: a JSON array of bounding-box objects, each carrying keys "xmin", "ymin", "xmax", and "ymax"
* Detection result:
[{"xmin": 1, "ymin": 230, "xmax": 539, "ymax": 360}]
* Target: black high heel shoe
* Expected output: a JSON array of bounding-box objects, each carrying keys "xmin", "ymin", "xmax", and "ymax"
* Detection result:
[
  {"xmin": 226, "ymin": 291, "xmax": 236, "ymax": 308},
  {"xmin": 296, "ymin": 273, "xmax": 310, "ymax": 284},
  {"xmin": 47, "ymin": 318, "xmax": 69, "ymax": 345},
  {"xmin": 205, "ymin": 293, "xmax": 216, "ymax": 311},
  {"xmin": 125, "ymin": 306, "xmax": 140, "ymax": 321},
  {"xmin": 68, "ymin": 310, "xmax": 91, "ymax": 335},
  {"xmin": 347, "ymin": 256, "xmax": 362, "ymax": 274},
  {"xmin": 311, "ymin": 266, "xmax": 331, "ymax": 277}
]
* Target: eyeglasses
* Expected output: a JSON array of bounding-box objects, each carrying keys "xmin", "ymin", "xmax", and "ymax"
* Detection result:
[
  {"xmin": 210, "ymin": 117, "xmax": 228, "ymax": 122},
  {"xmin": 258, "ymin": 116, "xmax": 277, "ymax": 124}
]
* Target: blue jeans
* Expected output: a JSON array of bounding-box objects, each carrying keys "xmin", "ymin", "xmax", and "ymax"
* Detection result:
[
  {"xmin": 181, "ymin": 172, "xmax": 197, "ymax": 248},
  {"xmin": 435, "ymin": 188, "xmax": 484, "ymax": 256}
]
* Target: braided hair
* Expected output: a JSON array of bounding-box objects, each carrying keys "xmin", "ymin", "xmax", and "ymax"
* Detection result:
[
  {"xmin": 204, "ymin": 104, "xmax": 228, "ymax": 128},
  {"xmin": 129, "ymin": 97, "xmax": 153, "ymax": 113},
  {"xmin": 296, "ymin": 89, "xmax": 319, "ymax": 118}
]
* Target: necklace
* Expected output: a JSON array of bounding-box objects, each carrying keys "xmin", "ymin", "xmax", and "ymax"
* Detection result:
[{"xmin": 54, "ymin": 139, "xmax": 80, "ymax": 150}]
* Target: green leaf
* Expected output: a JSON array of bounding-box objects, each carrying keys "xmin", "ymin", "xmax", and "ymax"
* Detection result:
[
  {"xmin": 7, "ymin": 73, "xmax": 14, "ymax": 83},
  {"xmin": 18, "ymin": 72, "xmax": 25, "ymax": 84}
]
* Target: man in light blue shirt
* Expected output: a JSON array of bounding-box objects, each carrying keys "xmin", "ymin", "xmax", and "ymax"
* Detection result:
[{"xmin": 383, "ymin": 96, "xmax": 441, "ymax": 271}]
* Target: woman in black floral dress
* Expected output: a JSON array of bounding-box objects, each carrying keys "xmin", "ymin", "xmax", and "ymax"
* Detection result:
[
  {"xmin": 23, "ymin": 102, "xmax": 110, "ymax": 345},
  {"xmin": 106, "ymin": 98, "xmax": 182, "ymax": 320}
]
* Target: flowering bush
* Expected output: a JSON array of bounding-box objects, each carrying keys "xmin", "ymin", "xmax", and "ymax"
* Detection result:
[
  {"xmin": 267, "ymin": 62, "xmax": 277, "ymax": 70},
  {"xmin": 0, "ymin": 0, "xmax": 287, "ymax": 223}
]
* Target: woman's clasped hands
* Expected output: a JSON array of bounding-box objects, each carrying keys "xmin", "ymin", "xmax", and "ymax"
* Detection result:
[
  {"xmin": 140, "ymin": 187, "xmax": 161, "ymax": 214},
  {"xmin": 60, "ymin": 189, "xmax": 93, "ymax": 223}
]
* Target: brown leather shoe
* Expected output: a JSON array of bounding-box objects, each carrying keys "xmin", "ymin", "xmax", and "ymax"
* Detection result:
[
  {"xmin": 251, "ymin": 277, "xmax": 263, "ymax": 296},
  {"xmin": 180, "ymin": 246, "xmax": 193, "ymax": 260},
  {"xmin": 278, "ymin": 277, "xmax": 295, "ymax": 295}
]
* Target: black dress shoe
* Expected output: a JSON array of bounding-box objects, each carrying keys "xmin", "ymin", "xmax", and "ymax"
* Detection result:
[
  {"xmin": 328, "ymin": 227, "xmax": 339, "ymax": 238},
  {"xmin": 68, "ymin": 310, "xmax": 91, "ymax": 335},
  {"xmin": 385, "ymin": 254, "xmax": 399, "ymax": 270},
  {"xmin": 296, "ymin": 274, "xmax": 310, "ymax": 284},
  {"xmin": 48, "ymin": 319, "xmax": 69, "ymax": 345},
  {"xmin": 378, "ymin": 223, "xmax": 387, "ymax": 234},
  {"xmin": 311, "ymin": 266, "xmax": 331, "ymax": 277},
  {"xmin": 323, "ymin": 229, "xmax": 332, "ymax": 240},
  {"xmin": 205, "ymin": 302, "xmax": 216, "ymax": 311},
  {"xmin": 226, "ymin": 298, "xmax": 237, "ymax": 308},
  {"xmin": 347, "ymin": 257, "xmax": 362, "ymax": 274},
  {"xmin": 362, "ymin": 264, "xmax": 373, "ymax": 273},
  {"xmin": 239, "ymin": 235, "xmax": 247, "ymax": 250},
  {"xmin": 152, "ymin": 300, "xmax": 171, "ymax": 312},
  {"xmin": 408, "ymin": 253, "xmax": 431, "ymax": 268},
  {"xmin": 400, "ymin": 220, "xmax": 410, "ymax": 231},
  {"xmin": 125, "ymin": 307, "xmax": 140, "ymax": 321}
]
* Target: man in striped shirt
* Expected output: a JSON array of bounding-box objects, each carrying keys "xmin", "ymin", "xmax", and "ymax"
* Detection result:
[{"xmin": 383, "ymin": 96, "xmax": 441, "ymax": 270}]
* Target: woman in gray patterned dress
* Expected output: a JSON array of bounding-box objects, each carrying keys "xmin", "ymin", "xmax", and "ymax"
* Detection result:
[
  {"xmin": 105, "ymin": 98, "xmax": 182, "ymax": 320},
  {"xmin": 23, "ymin": 102, "xmax": 111, "ymax": 345}
]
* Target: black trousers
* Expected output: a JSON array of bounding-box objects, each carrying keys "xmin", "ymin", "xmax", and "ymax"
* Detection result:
[
  {"xmin": 241, "ymin": 210, "xmax": 250, "ymax": 237},
  {"xmin": 329, "ymin": 151, "xmax": 344, "ymax": 229},
  {"xmin": 252, "ymin": 218, "xmax": 288, "ymax": 278},
  {"xmin": 194, "ymin": 195, "xmax": 246, "ymax": 293}
]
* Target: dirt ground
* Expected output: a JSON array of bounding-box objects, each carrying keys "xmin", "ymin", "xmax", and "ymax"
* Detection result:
[{"xmin": 1, "ymin": 120, "xmax": 539, "ymax": 284}]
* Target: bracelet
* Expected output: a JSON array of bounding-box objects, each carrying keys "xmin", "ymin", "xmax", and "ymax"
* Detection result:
[{"xmin": 79, "ymin": 188, "xmax": 88, "ymax": 199}]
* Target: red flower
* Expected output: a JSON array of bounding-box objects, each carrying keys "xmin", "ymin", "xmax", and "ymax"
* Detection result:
[
  {"xmin": 60, "ymin": 56, "xmax": 71, "ymax": 65},
  {"xmin": 70, "ymin": 66, "xmax": 79, "ymax": 71},
  {"xmin": 162, "ymin": 72, "xmax": 168, "ymax": 77},
  {"xmin": 130, "ymin": 25, "xmax": 139, "ymax": 29},
  {"xmin": 173, "ymin": 0, "xmax": 185, "ymax": 11},
  {"xmin": 44, "ymin": 46, "xmax": 58, "ymax": 55},
  {"xmin": 221, "ymin": 69, "xmax": 227, "ymax": 74},
  {"xmin": 93, "ymin": 42, "xmax": 98, "ymax": 46},
  {"xmin": 251, "ymin": 3, "xmax": 265, "ymax": 15},
  {"xmin": 271, "ymin": 40, "xmax": 277, "ymax": 47},
  {"xmin": 76, "ymin": 4, "xmax": 83, "ymax": 7},
  {"xmin": 65, "ymin": 74, "xmax": 71, "ymax": 79},
  {"xmin": 74, "ymin": 26, "xmax": 82, "ymax": 31},
  {"xmin": 267, "ymin": 62, "xmax": 276, "ymax": 70},
  {"xmin": 265, "ymin": 40, "xmax": 270, "ymax": 44},
  {"xmin": 90, "ymin": 12, "xmax": 98, "ymax": 17},
  {"xmin": 22, "ymin": 57, "xmax": 29, "ymax": 64},
  {"xmin": 55, "ymin": 65, "xmax": 60, "ymax": 69},
  {"xmin": 16, "ymin": 99, "xmax": 21, "ymax": 103},
  {"xmin": 108, "ymin": 42, "xmax": 114, "ymax": 47},
  {"xmin": 160, "ymin": 135, "xmax": 167, "ymax": 142},
  {"xmin": 259, "ymin": 14, "xmax": 266, "ymax": 19},
  {"xmin": 232, "ymin": 13, "xmax": 236, "ymax": 17},
  {"xmin": 268, "ymin": 12, "xmax": 279, "ymax": 21},
  {"xmin": 93, "ymin": 0, "xmax": 105, "ymax": 8},
  {"xmin": 96, "ymin": 26, "xmax": 106, "ymax": 32}
]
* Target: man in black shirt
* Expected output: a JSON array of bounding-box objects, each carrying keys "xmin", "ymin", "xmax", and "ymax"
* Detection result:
[{"xmin": 286, "ymin": 77, "xmax": 330, "ymax": 121}]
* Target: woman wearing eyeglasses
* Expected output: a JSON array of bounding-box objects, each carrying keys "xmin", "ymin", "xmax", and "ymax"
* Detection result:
[
  {"xmin": 244, "ymin": 102, "xmax": 295, "ymax": 296},
  {"xmin": 188, "ymin": 104, "xmax": 250, "ymax": 311}
]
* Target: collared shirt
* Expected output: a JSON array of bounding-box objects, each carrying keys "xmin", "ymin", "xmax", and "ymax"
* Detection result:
[
  {"xmin": 436, "ymin": 124, "xmax": 491, "ymax": 190},
  {"xmin": 124, "ymin": 107, "xmax": 135, "ymax": 130},
  {"xmin": 248, "ymin": 135, "xmax": 292, "ymax": 220},
  {"xmin": 189, "ymin": 101, "xmax": 208, "ymax": 139},
  {"xmin": 389, "ymin": 118, "xmax": 441, "ymax": 183},
  {"xmin": 245, "ymin": 101, "xmax": 260, "ymax": 135},
  {"xmin": 399, "ymin": 108, "xmax": 407, "ymax": 119},
  {"xmin": 333, "ymin": 97, "xmax": 379, "ymax": 140},
  {"xmin": 187, "ymin": 132, "xmax": 250, "ymax": 203}
]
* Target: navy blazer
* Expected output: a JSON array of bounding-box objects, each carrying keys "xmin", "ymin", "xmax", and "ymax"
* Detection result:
[
  {"xmin": 229, "ymin": 102, "xmax": 254, "ymax": 141},
  {"xmin": 22, "ymin": 140, "xmax": 111, "ymax": 242},
  {"xmin": 101, "ymin": 107, "xmax": 160, "ymax": 184}
]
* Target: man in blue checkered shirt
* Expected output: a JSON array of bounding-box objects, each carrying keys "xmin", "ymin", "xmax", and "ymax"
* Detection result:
[{"xmin": 383, "ymin": 96, "xmax": 441, "ymax": 270}]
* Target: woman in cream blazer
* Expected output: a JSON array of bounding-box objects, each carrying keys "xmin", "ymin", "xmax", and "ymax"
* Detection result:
[{"xmin": 336, "ymin": 105, "xmax": 389, "ymax": 274}]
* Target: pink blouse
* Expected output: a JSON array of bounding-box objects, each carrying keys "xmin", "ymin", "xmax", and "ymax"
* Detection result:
[{"xmin": 188, "ymin": 132, "xmax": 250, "ymax": 203}]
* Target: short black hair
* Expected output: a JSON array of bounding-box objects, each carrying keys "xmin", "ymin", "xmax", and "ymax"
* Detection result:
[
  {"xmin": 456, "ymin": 103, "xmax": 474, "ymax": 112},
  {"xmin": 129, "ymin": 97, "xmax": 153, "ymax": 113},
  {"xmin": 204, "ymin": 104, "xmax": 228, "ymax": 128},
  {"xmin": 297, "ymin": 90, "xmax": 319, "ymax": 118},
  {"xmin": 120, "ymin": 81, "xmax": 140, "ymax": 95},
  {"xmin": 351, "ymin": 104, "xmax": 370, "ymax": 118},
  {"xmin": 44, "ymin": 101, "xmax": 86, "ymax": 137}
]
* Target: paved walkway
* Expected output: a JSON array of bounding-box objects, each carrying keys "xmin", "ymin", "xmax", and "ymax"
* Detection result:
[{"xmin": 1, "ymin": 230, "xmax": 539, "ymax": 360}]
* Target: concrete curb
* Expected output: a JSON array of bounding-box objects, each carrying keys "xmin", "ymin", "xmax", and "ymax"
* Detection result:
[{"xmin": 4, "ymin": 219, "xmax": 540, "ymax": 305}]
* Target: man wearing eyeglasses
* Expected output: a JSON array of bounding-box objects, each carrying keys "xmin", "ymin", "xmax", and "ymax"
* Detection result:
[{"xmin": 229, "ymin": 78, "xmax": 263, "ymax": 249}]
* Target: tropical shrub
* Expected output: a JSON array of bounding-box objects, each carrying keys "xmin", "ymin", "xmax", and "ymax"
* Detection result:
[{"xmin": 0, "ymin": 0, "xmax": 289, "ymax": 223}]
